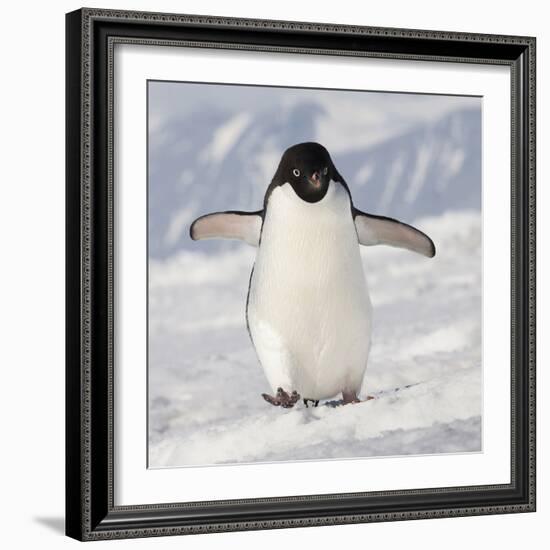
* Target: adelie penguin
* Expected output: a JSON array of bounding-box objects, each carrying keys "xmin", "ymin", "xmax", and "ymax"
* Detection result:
[{"xmin": 190, "ymin": 142, "xmax": 435, "ymax": 408}]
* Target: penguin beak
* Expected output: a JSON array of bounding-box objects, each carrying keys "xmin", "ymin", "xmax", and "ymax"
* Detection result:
[{"xmin": 308, "ymin": 171, "xmax": 321, "ymax": 188}]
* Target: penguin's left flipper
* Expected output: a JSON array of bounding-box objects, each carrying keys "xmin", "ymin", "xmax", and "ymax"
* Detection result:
[
  {"xmin": 353, "ymin": 208, "xmax": 436, "ymax": 258},
  {"xmin": 190, "ymin": 210, "xmax": 263, "ymax": 246},
  {"xmin": 262, "ymin": 388, "xmax": 300, "ymax": 408}
]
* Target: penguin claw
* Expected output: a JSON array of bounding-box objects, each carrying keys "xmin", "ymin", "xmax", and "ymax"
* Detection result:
[{"xmin": 262, "ymin": 388, "xmax": 300, "ymax": 408}]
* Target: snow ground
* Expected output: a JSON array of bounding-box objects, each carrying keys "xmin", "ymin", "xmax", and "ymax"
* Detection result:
[{"xmin": 148, "ymin": 209, "xmax": 482, "ymax": 467}]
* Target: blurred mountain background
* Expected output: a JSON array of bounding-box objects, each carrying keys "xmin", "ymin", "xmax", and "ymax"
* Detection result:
[{"xmin": 148, "ymin": 82, "xmax": 481, "ymax": 258}]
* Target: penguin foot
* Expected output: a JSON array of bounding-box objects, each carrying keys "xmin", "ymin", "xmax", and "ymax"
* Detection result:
[
  {"xmin": 342, "ymin": 390, "xmax": 360, "ymax": 404},
  {"xmin": 303, "ymin": 398, "xmax": 320, "ymax": 408},
  {"xmin": 342, "ymin": 391, "xmax": 374, "ymax": 405},
  {"xmin": 262, "ymin": 387, "xmax": 301, "ymax": 408}
]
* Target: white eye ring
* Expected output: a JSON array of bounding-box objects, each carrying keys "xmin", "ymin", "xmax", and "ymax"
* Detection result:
[
  {"xmin": 323, "ymin": 166, "xmax": 328, "ymax": 175},
  {"xmin": 293, "ymin": 168, "xmax": 300, "ymax": 177}
]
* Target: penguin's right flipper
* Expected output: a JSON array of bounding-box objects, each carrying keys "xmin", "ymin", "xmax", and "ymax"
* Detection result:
[
  {"xmin": 190, "ymin": 210, "xmax": 263, "ymax": 246},
  {"xmin": 353, "ymin": 208, "xmax": 436, "ymax": 258}
]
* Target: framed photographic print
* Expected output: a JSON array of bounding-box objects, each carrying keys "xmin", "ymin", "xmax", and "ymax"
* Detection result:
[{"xmin": 65, "ymin": 7, "xmax": 536, "ymax": 541}]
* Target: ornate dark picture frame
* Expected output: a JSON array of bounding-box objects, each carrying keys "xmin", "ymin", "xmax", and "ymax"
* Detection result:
[{"xmin": 66, "ymin": 7, "xmax": 536, "ymax": 541}]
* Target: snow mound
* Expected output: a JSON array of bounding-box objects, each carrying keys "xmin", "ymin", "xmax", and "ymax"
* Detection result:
[{"xmin": 148, "ymin": 209, "xmax": 482, "ymax": 467}]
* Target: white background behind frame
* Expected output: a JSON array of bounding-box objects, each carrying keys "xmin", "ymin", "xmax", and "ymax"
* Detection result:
[
  {"xmin": 114, "ymin": 44, "xmax": 511, "ymax": 506},
  {"xmin": 6, "ymin": 1, "xmax": 549, "ymax": 549}
]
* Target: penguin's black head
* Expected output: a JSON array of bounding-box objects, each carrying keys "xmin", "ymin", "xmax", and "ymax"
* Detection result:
[{"xmin": 271, "ymin": 142, "xmax": 341, "ymax": 203}]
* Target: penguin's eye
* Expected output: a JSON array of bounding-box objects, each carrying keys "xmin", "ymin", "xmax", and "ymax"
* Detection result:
[
  {"xmin": 292, "ymin": 168, "xmax": 300, "ymax": 177},
  {"xmin": 323, "ymin": 166, "xmax": 328, "ymax": 175}
]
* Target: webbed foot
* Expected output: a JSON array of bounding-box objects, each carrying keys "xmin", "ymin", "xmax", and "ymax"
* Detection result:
[
  {"xmin": 303, "ymin": 398, "xmax": 320, "ymax": 408},
  {"xmin": 262, "ymin": 387, "xmax": 301, "ymax": 408},
  {"xmin": 342, "ymin": 391, "xmax": 374, "ymax": 405}
]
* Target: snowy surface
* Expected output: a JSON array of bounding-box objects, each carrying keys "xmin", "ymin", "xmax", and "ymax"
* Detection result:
[{"xmin": 148, "ymin": 210, "xmax": 482, "ymax": 467}]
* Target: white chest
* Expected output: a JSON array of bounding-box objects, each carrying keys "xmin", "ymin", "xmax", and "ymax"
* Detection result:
[{"xmin": 247, "ymin": 182, "xmax": 372, "ymax": 399}]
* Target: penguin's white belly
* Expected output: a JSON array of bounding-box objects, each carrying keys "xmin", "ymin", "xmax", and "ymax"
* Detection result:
[{"xmin": 247, "ymin": 182, "xmax": 372, "ymax": 400}]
